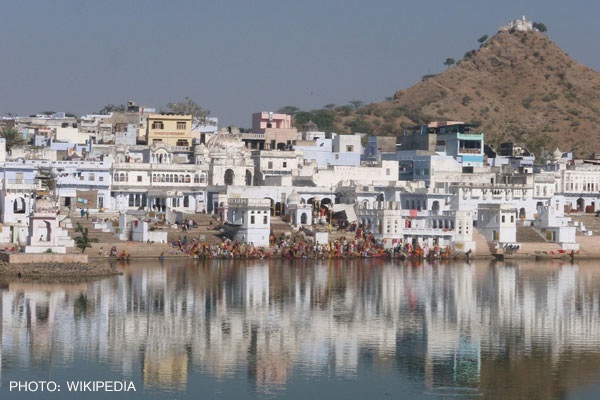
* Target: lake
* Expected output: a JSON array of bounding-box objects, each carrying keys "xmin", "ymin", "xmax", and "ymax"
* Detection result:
[{"xmin": 2, "ymin": 258, "xmax": 600, "ymax": 399}]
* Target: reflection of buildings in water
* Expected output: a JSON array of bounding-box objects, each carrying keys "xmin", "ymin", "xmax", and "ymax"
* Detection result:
[
  {"xmin": 2, "ymin": 282, "xmax": 90, "ymax": 367},
  {"xmin": 490, "ymin": 264, "xmax": 600, "ymax": 360},
  {"xmin": 3, "ymin": 261, "xmax": 600, "ymax": 396},
  {"xmin": 0, "ymin": 286, "xmax": 2, "ymax": 387},
  {"xmin": 143, "ymin": 353, "xmax": 188, "ymax": 391}
]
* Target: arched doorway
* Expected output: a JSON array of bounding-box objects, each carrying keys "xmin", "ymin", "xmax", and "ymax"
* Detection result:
[
  {"xmin": 245, "ymin": 170, "xmax": 252, "ymax": 186},
  {"xmin": 13, "ymin": 197, "xmax": 26, "ymax": 214},
  {"xmin": 224, "ymin": 169, "xmax": 234, "ymax": 186},
  {"xmin": 432, "ymin": 200, "xmax": 440, "ymax": 213},
  {"xmin": 300, "ymin": 212, "xmax": 308, "ymax": 224},
  {"xmin": 577, "ymin": 197, "xmax": 585, "ymax": 211}
]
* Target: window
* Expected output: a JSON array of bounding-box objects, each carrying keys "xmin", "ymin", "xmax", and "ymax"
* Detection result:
[
  {"xmin": 194, "ymin": 174, "xmax": 200, "ymax": 183},
  {"xmin": 346, "ymin": 145, "xmax": 354, "ymax": 152},
  {"xmin": 152, "ymin": 121, "xmax": 164, "ymax": 129},
  {"xmin": 251, "ymin": 215, "xmax": 255, "ymax": 224},
  {"xmin": 89, "ymin": 173, "xmax": 95, "ymax": 181},
  {"xmin": 263, "ymin": 215, "xmax": 267, "ymax": 224},
  {"xmin": 283, "ymin": 162, "xmax": 287, "ymax": 168},
  {"xmin": 176, "ymin": 139, "xmax": 189, "ymax": 146},
  {"xmin": 99, "ymin": 176, "xmax": 104, "ymax": 182},
  {"xmin": 137, "ymin": 176, "xmax": 142, "ymax": 182},
  {"xmin": 386, "ymin": 168, "xmax": 390, "ymax": 176},
  {"xmin": 177, "ymin": 121, "xmax": 186, "ymax": 129},
  {"xmin": 268, "ymin": 161, "xmax": 273, "ymax": 169}
]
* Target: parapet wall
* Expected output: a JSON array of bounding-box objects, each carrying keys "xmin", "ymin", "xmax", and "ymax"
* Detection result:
[{"xmin": 0, "ymin": 252, "xmax": 88, "ymax": 264}]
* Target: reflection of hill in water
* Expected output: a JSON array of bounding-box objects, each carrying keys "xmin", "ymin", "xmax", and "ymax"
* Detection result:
[{"xmin": 1, "ymin": 259, "xmax": 600, "ymax": 396}]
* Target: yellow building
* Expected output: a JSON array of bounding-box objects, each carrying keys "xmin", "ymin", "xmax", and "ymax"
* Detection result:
[{"xmin": 146, "ymin": 114, "xmax": 193, "ymax": 146}]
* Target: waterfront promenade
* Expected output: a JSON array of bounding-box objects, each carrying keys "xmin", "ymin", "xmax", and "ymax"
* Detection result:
[{"xmin": 66, "ymin": 212, "xmax": 600, "ymax": 261}]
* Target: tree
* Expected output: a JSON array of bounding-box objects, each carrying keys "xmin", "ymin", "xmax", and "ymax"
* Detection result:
[
  {"xmin": 533, "ymin": 22, "xmax": 547, "ymax": 32},
  {"xmin": 294, "ymin": 109, "xmax": 335, "ymax": 133},
  {"xmin": 323, "ymin": 103, "xmax": 336, "ymax": 110},
  {"xmin": 164, "ymin": 97, "xmax": 210, "ymax": 128},
  {"xmin": 443, "ymin": 58, "xmax": 455, "ymax": 67},
  {"xmin": 0, "ymin": 126, "xmax": 27, "ymax": 153},
  {"xmin": 477, "ymin": 35, "xmax": 488, "ymax": 44},
  {"xmin": 74, "ymin": 223, "xmax": 99, "ymax": 254},
  {"xmin": 97, "ymin": 104, "xmax": 127, "ymax": 114},
  {"xmin": 349, "ymin": 100, "xmax": 364, "ymax": 110},
  {"xmin": 277, "ymin": 106, "xmax": 300, "ymax": 116}
]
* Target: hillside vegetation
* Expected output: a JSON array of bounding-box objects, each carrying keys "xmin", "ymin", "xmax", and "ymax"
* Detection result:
[{"xmin": 304, "ymin": 30, "xmax": 600, "ymax": 158}]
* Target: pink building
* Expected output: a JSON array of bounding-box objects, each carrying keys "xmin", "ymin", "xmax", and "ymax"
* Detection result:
[
  {"xmin": 252, "ymin": 112, "xmax": 292, "ymax": 132},
  {"xmin": 245, "ymin": 112, "xmax": 299, "ymax": 150}
]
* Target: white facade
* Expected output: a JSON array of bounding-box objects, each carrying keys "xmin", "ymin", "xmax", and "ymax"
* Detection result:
[
  {"xmin": 477, "ymin": 203, "xmax": 517, "ymax": 244},
  {"xmin": 534, "ymin": 199, "xmax": 578, "ymax": 249},
  {"xmin": 355, "ymin": 201, "xmax": 475, "ymax": 252},
  {"xmin": 226, "ymin": 198, "xmax": 271, "ymax": 246}
]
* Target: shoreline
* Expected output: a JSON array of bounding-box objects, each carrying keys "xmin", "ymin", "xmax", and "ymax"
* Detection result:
[{"xmin": 0, "ymin": 261, "xmax": 122, "ymax": 279}]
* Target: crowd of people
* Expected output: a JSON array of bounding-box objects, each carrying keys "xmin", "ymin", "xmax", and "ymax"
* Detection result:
[{"xmin": 154, "ymin": 225, "xmax": 459, "ymax": 261}]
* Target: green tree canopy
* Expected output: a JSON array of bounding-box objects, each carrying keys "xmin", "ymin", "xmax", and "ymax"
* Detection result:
[
  {"xmin": 294, "ymin": 110, "xmax": 336, "ymax": 133},
  {"xmin": 277, "ymin": 106, "xmax": 300, "ymax": 116},
  {"xmin": 443, "ymin": 57, "xmax": 455, "ymax": 67},
  {"xmin": 163, "ymin": 97, "xmax": 210, "ymax": 127},
  {"xmin": 97, "ymin": 104, "xmax": 127, "ymax": 114},
  {"xmin": 349, "ymin": 100, "xmax": 364, "ymax": 110},
  {"xmin": 477, "ymin": 34, "xmax": 488, "ymax": 44},
  {"xmin": 0, "ymin": 126, "xmax": 27, "ymax": 153},
  {"xmin": 74, "ymin": 223, "xmax": 99, "ymax": 254},
  {"xmin": 533, "ymin": 22, "xmax": 547, "ymax": 32}
]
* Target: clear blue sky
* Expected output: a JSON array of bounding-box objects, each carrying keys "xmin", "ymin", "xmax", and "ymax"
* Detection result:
[{"xmin": 1, "ymin": 0, "xmax": 598, "ymax": 128}]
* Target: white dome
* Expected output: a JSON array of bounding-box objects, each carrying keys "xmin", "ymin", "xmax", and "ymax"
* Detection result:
[
  {"xmin": 553, "ymin": 147, "xmax": 562, "ymax": 161},
  {"xmin": 287, "ymin": 190, "xmax": 301, "ymax": 205}
]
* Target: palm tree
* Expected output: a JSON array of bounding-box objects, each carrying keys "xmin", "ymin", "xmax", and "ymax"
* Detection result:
[{"xmin": 0, "ymin": 126, "xmax": 26, "ymax": 153}]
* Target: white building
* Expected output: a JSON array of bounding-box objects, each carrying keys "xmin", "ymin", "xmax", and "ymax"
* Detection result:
[
  {"xmin": 355, "ymin": 201, "xmax": 475, "ymax": 252},
  {"xmin": 477, "ymin": 203, "xmax": 517, "ymax": 244},
  {"xmin": 225, "ymin": 198, "xmax": 271, "ymax": 246}
]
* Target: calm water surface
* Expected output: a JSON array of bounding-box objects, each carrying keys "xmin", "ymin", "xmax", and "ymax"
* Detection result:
[{"xmin": 2, "ymin": 258, "xmax": 600, "ymax": 399}]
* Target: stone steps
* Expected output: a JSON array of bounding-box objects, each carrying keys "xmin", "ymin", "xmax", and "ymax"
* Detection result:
[{"xmin": 516, "ymin": 225, "xmax": 547, "ymax": 242}]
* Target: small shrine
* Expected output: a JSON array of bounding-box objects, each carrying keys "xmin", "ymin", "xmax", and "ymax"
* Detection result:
[{"xmin": 23, "ymin": 197, "xmax": 74, "ymax": 254}]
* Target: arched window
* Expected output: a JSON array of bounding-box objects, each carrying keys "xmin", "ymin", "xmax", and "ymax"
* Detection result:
[
  {"xmin": 113, "ymin": 172, "xmax": 119, "ymax": 182},
  {"xmin": 185, "ymin": 174, "xmax": 190, "ymax": 183},
  {"xmin": 194, "ymin": 174, "xmax": 200, "ymax": 183},
  {"xmin": 224, "ymin": 169, "xmax": 234, "ymax": 186}
]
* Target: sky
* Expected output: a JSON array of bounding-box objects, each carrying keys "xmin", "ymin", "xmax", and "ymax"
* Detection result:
[{"xmin": 1, "ymin": 0, "xmax": 599, "ymax": 128}]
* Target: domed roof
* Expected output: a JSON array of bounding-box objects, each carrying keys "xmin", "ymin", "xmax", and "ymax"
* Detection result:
[
  {"xmin": 287, "ymin": 190, "xmax": 301, "ymax": 205},
  {"xmin": 206, "ymin": 129, "xmax": 242, "ymax": 149},
  {"xmin": 553, "ymin": 147, "xmax": 562, "ymax": 161}
]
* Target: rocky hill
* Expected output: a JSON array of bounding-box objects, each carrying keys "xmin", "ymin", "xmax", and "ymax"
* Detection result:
[{"xmin": 335, "ymin": 29, "xmax": 600, "ymax": 158}]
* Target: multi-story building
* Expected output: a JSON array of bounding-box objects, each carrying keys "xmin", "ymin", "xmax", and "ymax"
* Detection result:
[
  {"xmin": 399, "ymin": 121, "xmax": 485, "ymax": 167},
  {"xmin": 146, "ymin": 113, "xmax": 193, "ymax": 147},
  {"xmin": 241, "ymin": 112, "xmax": 299, "ymax": 150}
]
